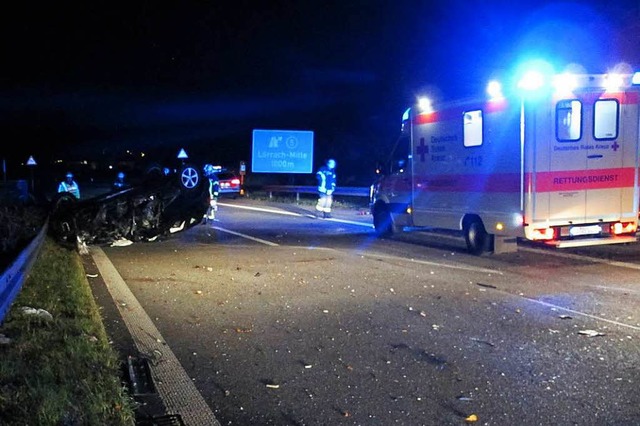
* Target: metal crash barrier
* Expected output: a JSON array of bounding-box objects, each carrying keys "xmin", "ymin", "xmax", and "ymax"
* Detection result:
[
  {"xmin": 0, "ymin": 221, "xmax": 48, "ymax": 324},
  {"xmin": 263, "ymin": 185, "xmax": 369, "ymax": 202}
]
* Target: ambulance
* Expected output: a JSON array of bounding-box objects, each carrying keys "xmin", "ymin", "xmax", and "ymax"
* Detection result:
[{"xmin": 370, "ymin": 66, "xmax": 640, "ymax": 254}]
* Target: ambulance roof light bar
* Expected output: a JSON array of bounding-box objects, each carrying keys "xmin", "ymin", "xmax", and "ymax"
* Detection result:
[
  {"xmin": 552, "ymin": 73, "xmax": 578, "ymax": 95},
  {"xmin": 604, "ymin": 73, "xmax": 624, "ymax": 92},
  {"xmin": 486, "ymin": 80, "xmax": 503, "ymax": 101},
  {"xmin": 417, "ymin": 97, "xmax": 433, "ymax": 113}
]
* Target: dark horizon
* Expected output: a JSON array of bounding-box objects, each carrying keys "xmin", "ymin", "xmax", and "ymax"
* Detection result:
[{"xmin": 2, "ymin": 1, "xmax": 639, "ymax": 184}]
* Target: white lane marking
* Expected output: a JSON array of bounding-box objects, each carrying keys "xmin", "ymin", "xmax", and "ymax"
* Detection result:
[
  {"xmin": 211, "ymin": 226, "xmax": 279, "ymax": 246},
  {"xmin": 519, "ymin": 295, "xmax": 640, "ymax": 332},
  {"xmin": 90, "ymin": 247, "xmax": 221, "ymax": 426},
  {"xmin": 218, "ymin": 202, "xmax": 373, "ymax": 228},
  {"xmin": 326, "ymin": 217, "xmax": 374, "ymax": 228},
  {"xmin": 359, "ymin": 252, "xmax": 503, "ymax": 275},
  {"xmin": 591, "ymin": 285, "xmax": 640, "ymax": 295},
  {"xmin": 388, "ymin": 230, "xmax": 640, "ymax": 273},
  {"xmin": 519, "ymin": 246, "xmax": 640, "ymax": 271},
  {"xmin": 219, "ymin": 203, "xmax": 640, "ymax": 270},
  {"xmin": 217, "ymin": 202, "xmax": 302, "ymax": 216}
]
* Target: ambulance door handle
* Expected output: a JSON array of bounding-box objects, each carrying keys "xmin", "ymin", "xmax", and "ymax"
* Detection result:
[{"xmin": 587, "ymin": 154, "xmax": 603, "ymax": 159}]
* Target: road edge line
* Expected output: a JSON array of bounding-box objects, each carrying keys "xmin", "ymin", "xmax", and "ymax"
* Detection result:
[{"xmin": 90, "ymin": 246, "xmax": 220, "ymax": 426}]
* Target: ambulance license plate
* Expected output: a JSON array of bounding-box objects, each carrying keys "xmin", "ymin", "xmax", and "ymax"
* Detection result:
[{"xmin": 569, "ymin": 224, "xmax": 601, "ymax": 237}]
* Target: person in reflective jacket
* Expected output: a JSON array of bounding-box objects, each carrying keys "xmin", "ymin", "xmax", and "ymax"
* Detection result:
[
  {"xmin": 315, "ymin": 158, "xmax": 336, "ymax": 218},
  {"xmin": 58, "ymin": 172, "xmax": 80, "ymax": 199},
  {"xmin": 203, "ymin": 164, "xmax": 220, "ymax": 223},
  {"xmin": 112, "ymin": 171, "xmax": 128, "ymax": 191}
]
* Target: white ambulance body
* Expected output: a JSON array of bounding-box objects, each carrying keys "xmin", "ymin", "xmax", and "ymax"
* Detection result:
[{"xmin": 371, "ymin": 71, "xmax": 640, "ymax": 254}]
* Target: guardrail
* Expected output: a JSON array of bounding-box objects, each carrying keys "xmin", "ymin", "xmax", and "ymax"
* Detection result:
[
  {"xmin": 0, "ymin": 221, "xmax": 48, "ymax": 324},
  {"xmin": 262, "ymin": 185, "xmax": 370, "ymax": 201}
]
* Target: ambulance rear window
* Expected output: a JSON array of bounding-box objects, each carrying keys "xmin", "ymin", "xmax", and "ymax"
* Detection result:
[
  {"xmin": 593, "ymin": 99, "xmax": 619, "ymax": 140},
  {"xmin": 556, "ymin": 100, "xmax": 582, "ymax": 142}
]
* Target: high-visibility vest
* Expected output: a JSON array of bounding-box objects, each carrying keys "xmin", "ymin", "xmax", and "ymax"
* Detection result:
[
  {"xmin": 58, "ymin": 181, "xmax": 80, "ymax": 199},
  {"xmin": 316, "ymin": 166, "xmax": 336, "ymax": 193}
]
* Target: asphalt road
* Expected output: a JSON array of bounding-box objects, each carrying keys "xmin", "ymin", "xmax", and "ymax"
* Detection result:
[{"xmin": 90, "ymin": 198, "xmax": 640, "ymax": 425}]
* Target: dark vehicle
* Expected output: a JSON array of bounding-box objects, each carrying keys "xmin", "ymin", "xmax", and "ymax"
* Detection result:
[
  {"xmin": 49, "ymin": 163, "xmax": 209, "ymax": 248},
  {"xmin": 217, "ymin": 171, "xmax": 241, "ymax": 196}
]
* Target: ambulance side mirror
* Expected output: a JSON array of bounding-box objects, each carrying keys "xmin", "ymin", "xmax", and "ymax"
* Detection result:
[{"xmin": 392, "ymin": 159, "xmax": 406, "ymax": 174}]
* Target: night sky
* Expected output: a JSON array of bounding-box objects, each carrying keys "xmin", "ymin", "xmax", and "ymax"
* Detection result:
[{"xmin": 2, "ymin": 1, "xmax": 639, "ymax": 184}]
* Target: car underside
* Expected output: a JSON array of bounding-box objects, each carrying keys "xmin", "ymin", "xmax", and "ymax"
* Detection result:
[{"xmin": 49, "ymin": 163, "xmax": 209, "ymax": 249}]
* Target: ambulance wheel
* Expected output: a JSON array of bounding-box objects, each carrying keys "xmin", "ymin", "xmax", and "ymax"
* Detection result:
[
  {"xmin": 373, "ymin": 205, "xmax": 395, "ymax": 238},
  {"xmin": 464, "ymin": 219, "xmax": 492, "ymax": 255}
]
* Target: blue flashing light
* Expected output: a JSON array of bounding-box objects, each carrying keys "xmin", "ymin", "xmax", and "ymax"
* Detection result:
[
  {"xmin": 518, "ymin": 70, "xmax": 545, "ymax": 91},
  {"xmin": 417, "ymin": 97, "xmax": 433, "ymax": 113},
  {"xmin": 402, "ymin": 107, "xmax": 411, "ymax": 122},
  {"xmin": 513, "ymin": 59, "xmax": 556, "ymax": 96},
  {"xmin": 486, "ymin": 80, "xmax": 503, "ymax": 100},
  {"xmin": 632, "ymin": 72, "xmax": 640, "ymax": 85},
  {"xmin": 552, "ymin": 73, "xmax": 577, "ymax": 96}
]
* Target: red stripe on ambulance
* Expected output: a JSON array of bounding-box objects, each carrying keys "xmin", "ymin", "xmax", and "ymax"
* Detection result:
[{"xmin": 532, "ymin": 168, "xmax": 636, "ymax": 192}]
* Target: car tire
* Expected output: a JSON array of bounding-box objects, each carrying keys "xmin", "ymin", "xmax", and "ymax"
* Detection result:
[
  {"xmin": 178, "ymin": 164, "xmax": 201, "ymax": 192},
  {"xmin": 51, "ymin": 192, "xmax": 78, "ymax": 213},
  {"xmin": 145, "ymin": 163, "xmax": 165, "ymax": 180}
]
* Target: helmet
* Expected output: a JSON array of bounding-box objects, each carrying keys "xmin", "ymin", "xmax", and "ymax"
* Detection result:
[
  {"xmin": 327, "ymin": 159, "xmax": 336, "ymax": 169},
  {"xmin": 117, "ymin": 172, "xmax": 125, "ymax": 179},
  {"xmin": 66, "ymin": 172, "xmax": 73, "ymax": 179}
]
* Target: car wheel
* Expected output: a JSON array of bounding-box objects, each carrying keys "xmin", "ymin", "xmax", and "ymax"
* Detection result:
[
  {"xmin": 51, "ymin": 192, "xmax": 78, "ymax": 213},
  {"xmin": 178, "ymin": 164, "xmax": 200, "ymax": 191},
  {"xmin": 145, "ymin": 163, "xmax": 165, "ymax": 180},
  {"xmin": 49, "ymin": 193, "xmax": 80, "ymax": 248}
]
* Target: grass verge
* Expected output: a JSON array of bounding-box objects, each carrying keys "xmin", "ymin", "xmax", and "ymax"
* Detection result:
[{"xmin": 0, "ymin": 237, "xmax": 136, "ymax": 425}]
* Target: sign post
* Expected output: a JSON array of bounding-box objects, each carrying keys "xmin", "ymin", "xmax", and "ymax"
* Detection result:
[
  {"xmin": 239, "ymin": 161, "xmax": 246, "ymax": 195},
  {"xmin": 26, "ymin": 155, "xmax": 37, "ymax": 193}
]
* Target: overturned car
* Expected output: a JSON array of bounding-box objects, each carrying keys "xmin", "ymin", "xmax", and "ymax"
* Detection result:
[{"xmin": 49, "ymin": 163, "xmax": 209, "ymax": 249}]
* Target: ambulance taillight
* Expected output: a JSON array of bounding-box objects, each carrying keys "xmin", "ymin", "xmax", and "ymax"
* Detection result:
[
  {"xmin": 531, "ymin": 227, "xmax": 555, "ymax": 241},
  {"xmin": 611, "ymin": 222, "xmax": 637, "ymax": 235}
]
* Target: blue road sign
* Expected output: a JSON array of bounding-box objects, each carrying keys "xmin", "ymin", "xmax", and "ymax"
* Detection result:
[{"xmin": 252, "ymin": 129, "xmax": 314, "ymax": 173}]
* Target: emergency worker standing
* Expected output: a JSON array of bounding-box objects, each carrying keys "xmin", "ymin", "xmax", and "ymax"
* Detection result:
[
  {"xmin": 112, "ymin": 171, "xmax": 128, "ymax": 191},
  {"xmin": 315, "ymin": 158, "xmax": 337, "ymax": 218},
  {"xmin": 58, "ymin": 172, "xmax": 80, "ymax": 199},
  {"xmin": 203, "ymin": 164, "xmax": 220, "ymax": 223}
]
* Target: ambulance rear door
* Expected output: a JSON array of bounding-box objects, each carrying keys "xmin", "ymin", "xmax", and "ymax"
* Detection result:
[
  {"xmin": 531, "ymin": 91, "xmax": 638, "ymax": 230},
  {"xmin": 583, "ymin": 93, "xmax": 638, "ymax": 222}
]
